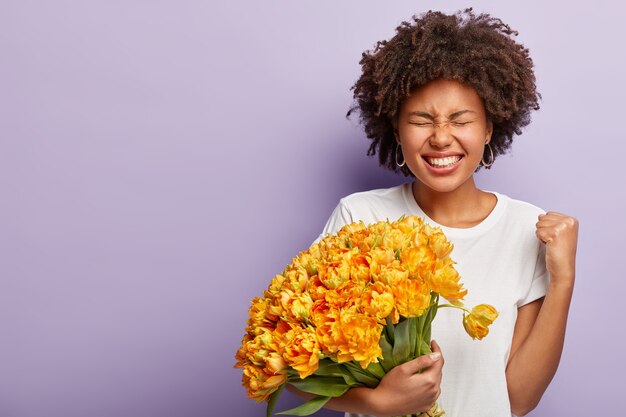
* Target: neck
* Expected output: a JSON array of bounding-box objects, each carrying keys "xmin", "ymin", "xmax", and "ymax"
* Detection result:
[{"xmin": 412, "ymin": 178, "xmax": 485, "ymax": 226}]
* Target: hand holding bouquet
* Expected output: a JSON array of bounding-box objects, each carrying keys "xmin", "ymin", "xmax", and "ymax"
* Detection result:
[{"xmin": 235, "ymin": 216, "xmax": 498, "ymax": 416}]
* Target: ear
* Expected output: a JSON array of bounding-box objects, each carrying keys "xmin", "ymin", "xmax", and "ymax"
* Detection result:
[
  {"xmin": 485, "ymin": 119, "xmax": 494, "ymax": 144},
  {"xmin": 392, "ymin": 116, "xmax": 401, "ymax": 144}
]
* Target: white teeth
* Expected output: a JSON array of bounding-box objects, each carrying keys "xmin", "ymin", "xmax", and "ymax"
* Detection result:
[{"xmin": 426, "ymin": 156, "xmax": 462, "ymax": 167}]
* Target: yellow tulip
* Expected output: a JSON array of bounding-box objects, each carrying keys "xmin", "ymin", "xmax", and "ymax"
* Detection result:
[
  {"xmin": 325, "ymin": 281, "xmax": 363, "ymax": 310},
  {"xmin": 331, "ymin": 307, "xmax": 383, "ymax": 368},
  {"xmin": 350, "ymin": 253, "xmax": 372, "ymax": 283},
  {"xmin": 361, "ymin": 281, "xmax": 395, "ymax": 322},
  {"xmin": 237, "ymin": 213, "xmax": 499, "ymax": 407},
  {"xmin": 305, "ymin": 274, "xmax": 327, "ymax": 301},
  {"xmin": 265, "ymin": 351, "xmax": 288, "ymax": 374},
  {"xmin": 422, "ymin": 259, "xmax": 467, "ymax": 305},
  {"xmin": 423, "ymin": 226, "xmax": 454, "ymax": 259},
  {"xmin": 401, "ymin": 245, "xmax": 437, "ymax": 278},
  {"xmin": 393, "ymin": 215, "xmax": 424, "ymax": 235},
  {"xmin": 241, "ymin": 363, "xmax": 287, "ymax": 402},
  {"xmin": 279, "ymin": 289, "xmax": 314, "ymax": 322},
  {"xmin": 463, "ymin": 304, "xmax": 499, "ymax": 340},
  {"xmin": 381, "ymin": 227, "xmax": 409, "ymax": 252},
  {"xmin": 392, "ymin": 278, "xmax": 431, "ymax": 318},
  {"xmin": 283, "ymin": 325, "xmax": 321, "ymax": 379},
  {"xmin": 374, "ymin": 260, "xmax": 409, "ymax": 286},
  {"xmin": 318, "ymin": 256, "xmax": 351, "ymax": 289}
]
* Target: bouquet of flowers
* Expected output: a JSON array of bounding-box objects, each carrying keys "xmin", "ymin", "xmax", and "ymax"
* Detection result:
[{"xmin": 235, "ymin": 216, "xmax": 498, "ymax": 417}]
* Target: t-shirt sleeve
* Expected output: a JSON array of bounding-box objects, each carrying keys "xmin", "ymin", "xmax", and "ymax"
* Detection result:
[
  {"xmin": 311, "ymin": 199, "xmax": 353, "ymax": 245},
  {"xmin": 518, "ymin": 242, "xmax": 550, "ymax": 307}
]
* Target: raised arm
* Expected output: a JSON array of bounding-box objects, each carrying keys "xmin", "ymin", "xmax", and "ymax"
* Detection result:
[{"xmin": 505, "ymin": 212, "xmax": 578, "ymax": 416}]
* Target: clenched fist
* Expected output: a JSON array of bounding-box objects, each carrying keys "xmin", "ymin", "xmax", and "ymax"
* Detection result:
[{"xmin": 535, "ymin": 211, "xmax": 578, "ymax": 286}]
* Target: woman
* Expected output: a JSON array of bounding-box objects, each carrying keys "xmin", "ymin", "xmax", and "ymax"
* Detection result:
[{"xmin": 290, "ymin": 8, "xmax": 578, "ymax": 417}]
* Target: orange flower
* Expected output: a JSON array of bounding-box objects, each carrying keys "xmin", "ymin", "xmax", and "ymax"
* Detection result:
[
  {"xmin": 282, "ymin": 325, "xmax": 321, "ymax": 378},
  {"xmin": 381, "ymin": 227, "xmax": 409, "ymax": 252},
  {"xmin": 266, "ymin": 299, "xmax": 284, "ymax": 323},
  {"xmin": 279, "ymin": 289, "xmax": 314, "ymax": 322},
  {"xmin": 305, "ymin": 274, "xmax": 327, "ymax": 301},
  {"xmin": 282, "ymin": 267, "xmax": 310, "ymax": 293},
  {"xmin": 318, "ymin": 255, "xmax": 351, "ymax": 289},
  {"xmin": 314, "ymin": 308, "xmax": 337, "ymax": 356},
  {"xmin": 400, "ymin": 244, "xmax": 437, "ymax": 278},
  {"xmin": 325, "ymin": 281, "xmax": 363, "ymax": 310},
  {"xmin": 463, "ymin": 304, "xmax": 499, "ymax": 340},
  {"xmin": 392, "ymin": 278, "xmax": 431, "ymax": 319},
  {"xmin": 241, "ymin": 363, "xmax": 287, "ymax": 402},
  {"xmin": 393, "ymin": 215, "xmax": 424, "ymax": 236},
  {"xmin": 350, "ymin": 252, "xmax": 371, "ymax": 283},
  {"xmin": 242, "ymin": 329, "xmax": 278, "ymax": 366},
  {"xmin": 291, "ymin": 250, "xmax": 321, "ymax": 277},
  {"xmin": 368, "ymin": 247, "xmax": 396, "ymax": 275},
  {"xmin": 317, "ymin": 306, "xmax": 382, "ymax": 368},
  {"xmin": 264, "ymin": 274, "xmax": 286, "ymax": 298},
  {"xmin": 422, "ymin": 258, "xmax": 467, "ymax": 305},
  {"xmin": 374, "ymin": 260, "xmax": 409, "ymax": 286},
  {"xmin": 309, "ymin": 298, "xmax": 330, "ymax": 328},
  {"xmin": 234, "ymin": 333, "xmax": 252, "ymax": 368},
  {"xmin": 245, "ymin": 297, "xmax": 276, "ymax": 334},
  {"xmin": 236, "ymin": 213, "xmax": 498, "ymax": 411},
  {"xmin": 265, "ymin": 351, "xmax": 288, "ymax": 374},
  {"xmin": 420, "ymin": 224, "xmax": 454, "ymax": 259},
  {"xmin": 360, "ymin": 281, "xmax": 395, "ymax": 322},
  {"xmin": 337, "ymin": 221, "xmax": 367, "ymax": 244}
]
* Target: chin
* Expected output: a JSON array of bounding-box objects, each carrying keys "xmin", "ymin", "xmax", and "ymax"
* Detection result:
[{"xmin": 416, "ymin": 177, "xmax": 471, "ymax": 194}]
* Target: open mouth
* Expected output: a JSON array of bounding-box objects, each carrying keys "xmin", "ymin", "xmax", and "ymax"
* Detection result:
[{"xmin": 423, "ymin": 155, "xmax": 464, "ymax": 168}]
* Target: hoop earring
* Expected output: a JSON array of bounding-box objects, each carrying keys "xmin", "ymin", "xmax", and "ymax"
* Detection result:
[
  {"xmin": 395, "ymin": 142, "xmax": 405, "ymax": 167},
  {"xmin": 481, "ymin": 142, "xmax": 494, "ymax": 167}
]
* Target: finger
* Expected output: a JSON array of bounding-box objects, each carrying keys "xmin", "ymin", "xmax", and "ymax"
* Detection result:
[
  {"xmin": 535, "ymin": 230, "xmax": 555, "ymax": 244},
  {"xmin": 427, "ymin": 339, "xmax": 444, "ymax": 371},
  {"xmin": 430, "ymin": 339, "xmax": 442, "ymax": 355},
  {"xmin": 403, "ymin": 349, "xmax": 442, "ymax": 374},
  {"xmin": 536, "ymin": 222, "xmax": 560, "ymax": 229},
  {"xmin": 539, "ymin": 211, "xmax": 566, "ymax": 218},
  {"xmin": 537, "ymin": 216, "xmax": 561, "ymax": 225}
]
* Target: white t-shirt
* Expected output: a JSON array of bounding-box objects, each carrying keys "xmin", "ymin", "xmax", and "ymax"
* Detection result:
[{"xmin": 313, "ymin": 182, "xmax": 550, "ymax": 417}]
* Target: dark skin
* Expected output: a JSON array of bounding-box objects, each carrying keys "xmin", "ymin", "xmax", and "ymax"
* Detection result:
[
  {"xmin": 349, "ymin": 9, "xmax": 540, "ymax": 178},
  {"xmin": 397, "ymin": 79, "xmax": 578, "ymax": 416},
  {"xmin": 291, "ymin": 79, "xmax": 578, "ymax": 416},
  {"xmin": 287, "ymin": 340, "xmax": 444, "ymax": 417}
]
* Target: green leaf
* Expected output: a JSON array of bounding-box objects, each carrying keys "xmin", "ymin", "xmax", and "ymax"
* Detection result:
[
  {"xmin": 342, "ymin": 361, "xmax": 380, "ymax": 387},
  {"xmin": 276, "ymin": 395, "xmax": 331, "ymax": 416},
  {"xmin": 419, "ymin": 340, "xmax": 431, "ymax": 357},
  {"xmin": 288, "ymin": 376, "xmax": 350, "ymax": 397},
  {"xmin": 423, "ymin": 323, "xmax": 431, "ymax": 345},
  {"xmin": 392, "ymin": 318, "xmax": 412, "ymax": 365},
  {"xmin": 365, "ymin": 361, "xmax": 385, "ymax": 379},
  {"xmin": 266, "ymin": 384, "xmax": 285, "ymax": 417},
  {"xmin": 385, "ymin": 317, "xmax": 395, "ymax": 344},
  {"xmin": 313, "ymin": 359, "xmax": 358, "ymax": 386},
  {"xmin": 378, "ymin": 332, "xmax": 395, "ymax": 372},
  {"xmin": 408, "ymin": 317, "xmax": 417, "ymax": 359}
]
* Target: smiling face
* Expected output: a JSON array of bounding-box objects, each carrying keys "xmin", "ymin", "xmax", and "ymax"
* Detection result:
[{"xmin": 394, "ymin": 78, "xmax": 493, "ymax": 193}]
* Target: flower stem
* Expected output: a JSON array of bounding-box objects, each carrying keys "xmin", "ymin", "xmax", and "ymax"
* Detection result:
[{"xmin": 437, "ymin": 303, "xmax": 471, "ymax": 314}]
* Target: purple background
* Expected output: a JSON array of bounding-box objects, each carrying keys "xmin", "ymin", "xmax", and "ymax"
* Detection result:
[{"xmin": 1, "ymin": 1, "xmax": 623, "ymax": 416}]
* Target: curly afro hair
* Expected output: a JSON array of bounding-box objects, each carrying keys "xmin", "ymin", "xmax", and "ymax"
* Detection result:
[{"xmin": 347, "ymin": 8, "xmax": 541, "ymax": 176}]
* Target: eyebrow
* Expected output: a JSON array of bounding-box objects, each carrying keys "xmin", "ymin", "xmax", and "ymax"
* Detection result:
[{"xmin": 408, "ymin": 110, "xmax": 476, "ymax": 119}]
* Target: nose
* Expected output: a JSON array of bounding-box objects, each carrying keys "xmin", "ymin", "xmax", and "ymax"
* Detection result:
[{"xmin": 429, "ymin": 123, "xmax": 454, "ymax": 148}]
